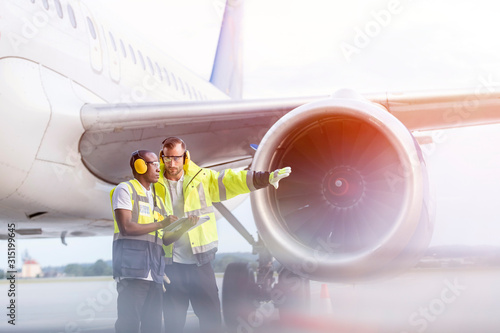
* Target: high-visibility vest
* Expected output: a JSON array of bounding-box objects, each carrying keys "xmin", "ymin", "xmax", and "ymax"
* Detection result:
[
  {"xmin": 111, "ymin": 179, "xmax": 168, "ymax": 283},
  {"xmin": 155, "ymin": 160, "xmax": 257, "ymax": 265}
]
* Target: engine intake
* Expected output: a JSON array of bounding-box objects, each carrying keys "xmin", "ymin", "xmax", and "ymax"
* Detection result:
[{"xmin": 251, "ymin": 90, "xmax": 433, "ymax": 282}]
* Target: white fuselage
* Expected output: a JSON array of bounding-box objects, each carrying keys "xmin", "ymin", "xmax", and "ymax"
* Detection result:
[{"xmin": 0, "ymin": 0, "xmax": 228, "ymax": 237}]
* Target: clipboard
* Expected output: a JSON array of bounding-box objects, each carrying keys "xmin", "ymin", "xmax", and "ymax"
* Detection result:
[{"xmin": 163, "ymin": 216, "xmax": 210, "ymax": 232}]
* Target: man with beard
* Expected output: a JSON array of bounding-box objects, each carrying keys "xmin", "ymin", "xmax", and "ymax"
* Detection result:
[{"xmin": 155, "ymin": 137, "xmax": 291, "ymax": 333}]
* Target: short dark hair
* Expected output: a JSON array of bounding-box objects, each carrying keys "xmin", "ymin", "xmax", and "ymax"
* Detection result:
[
  {"xmin": 130, "ymin": 149, "xmax": 154, "ymax": 172},
  {"xmin": 161, "ymin": 137, "xmax": 186, "ymax": 151}
]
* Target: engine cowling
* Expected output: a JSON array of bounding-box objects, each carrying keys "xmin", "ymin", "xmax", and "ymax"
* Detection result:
[{"xmin": 251, "ymin": 90, "xmax": 433, "ymax": 282}]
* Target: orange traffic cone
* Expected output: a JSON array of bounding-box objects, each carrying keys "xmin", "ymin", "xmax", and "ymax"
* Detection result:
[{"xmin": 319, "ymin": 283, "xmax": 333, "ymax": 316}]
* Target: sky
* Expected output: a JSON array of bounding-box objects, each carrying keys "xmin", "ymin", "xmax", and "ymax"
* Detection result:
[{"xmin": 7, "ymin": 0, "xmax": 500, "ymax": 269}]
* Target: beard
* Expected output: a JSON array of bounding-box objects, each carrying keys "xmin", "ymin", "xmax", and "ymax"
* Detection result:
[{"xmin": 165, "ymin": 166, "xmax": 182, "ymax": 179}]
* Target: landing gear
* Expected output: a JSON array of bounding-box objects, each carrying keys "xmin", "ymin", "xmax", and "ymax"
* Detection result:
[
  {"xmin": 221, "ymin": 255, "xmax": 311, "ymax": 331},
  {"xmin": 214, "ymin": 202, "xmax": 311, "ymax": 330},
  {"xmin": 222, "ymin": 262, "xmax": 258, "ymax": 329}
]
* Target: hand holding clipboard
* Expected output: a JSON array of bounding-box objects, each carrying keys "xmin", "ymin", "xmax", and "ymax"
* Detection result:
[{"xmin": 163, "ymin": 215, "xmax": 210, "ymax": 232}]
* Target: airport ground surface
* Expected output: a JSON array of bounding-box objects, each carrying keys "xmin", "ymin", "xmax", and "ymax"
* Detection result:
[{"xmin": 1, "ymin": 268, "xmax": 499, "ymax": 333}]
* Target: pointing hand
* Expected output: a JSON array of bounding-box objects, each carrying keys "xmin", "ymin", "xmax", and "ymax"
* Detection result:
[{"xmin": 269, "ymin": 167, "xmax": 291, "ymax": 189}]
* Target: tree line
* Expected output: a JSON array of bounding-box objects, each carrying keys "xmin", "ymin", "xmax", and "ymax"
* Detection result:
[
  {"xmin": 63, "ymin": 259, "xmax": 113, "ymax": 276},
  {"xmin": 1, "ymin": 253, "xmax": 257, "ymax": 279}
]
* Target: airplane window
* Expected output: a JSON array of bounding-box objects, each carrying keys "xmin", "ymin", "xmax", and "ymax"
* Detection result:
[
  {"xmin": 137, "ymin": 50, "xmax": 146, "ymax": 70},
  {"xmin": 120, "ymin": 40, "xmax": 127, "ymax": 58},
  {"xmin": 163, "ymin": 68, "xmax": 171, "ymax": 85},
  {"xmin": 155, "ymin": 62, "xmax": 163, "ymax": 81},
  {"xmin": 129, "ymin": 45, "xmax": 136, "ymax": 64},
  {"xmin": 42, "ymin": 0, "xmax": 49, "ymax": 10},
  {"xmin": 146, "ymin": 56, "xmax": 154, "ymax": 75},
  {"xmin": 54, "ymin": 0, "xmax": 63, "ymax": 18},
  {"xmin": 109, "ymin": 32, "xmax": 117, "ymax": 52},
  {"xmin": 86, "ymin": 17, "xmax": 97, "ymax": 40},
  {"xmin": 67, "ymin": 4, "xmax": 77, "ymax": 28}
]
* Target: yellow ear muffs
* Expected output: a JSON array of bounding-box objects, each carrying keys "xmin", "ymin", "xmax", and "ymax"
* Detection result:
[
  {"xmin": 134, "ymin": 158, "xmax": 148, "ymax": 174},
  {"xmin": 183, "ymin": 150, "xmax": 190, "ymax": 172},
  {"xmin": 159, "ymin": 150, "xmax": 164, "ymax": 166}
]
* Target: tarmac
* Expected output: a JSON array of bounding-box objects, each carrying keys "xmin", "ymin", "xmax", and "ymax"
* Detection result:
[{"xmin": 2, "ymin": 268, "xmax": 500, "ymax": 332}]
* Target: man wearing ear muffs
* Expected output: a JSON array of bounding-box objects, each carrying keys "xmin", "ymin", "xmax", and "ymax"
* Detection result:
[
  {"xmin": 155, "ymin": 137, "xmax": 291, "ymax": 333},
  {"xmin": 111, "ymin": 150, "xmax": 197, "ymax": 333}
]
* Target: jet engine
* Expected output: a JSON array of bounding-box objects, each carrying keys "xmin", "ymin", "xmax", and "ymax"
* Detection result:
[{"xmin": 250, "ymin": 90, "xmax": 433, "ymax": 282}]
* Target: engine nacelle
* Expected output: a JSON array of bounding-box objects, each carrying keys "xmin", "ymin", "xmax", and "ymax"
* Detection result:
[{"xmin": 251, "ymin": 90, "xmax": 433, "ymax": 282}]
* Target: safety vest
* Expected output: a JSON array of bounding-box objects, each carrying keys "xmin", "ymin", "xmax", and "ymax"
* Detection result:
[
  {"xmin": 155, "ymin": 160, "xmax": 257, "ymax": 265},
  {"xmin": 111, "ymin": 179, "xmax": 168, "ymax": 283}
]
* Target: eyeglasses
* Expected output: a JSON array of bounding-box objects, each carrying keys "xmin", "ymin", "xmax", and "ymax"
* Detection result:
[
  {"xmin": 146, "ymin": 161, "xmax": 160, "ymax": 168},
  {"xmin": 162, "ymin": 155, "xmax": 184, "ymax": 163}
]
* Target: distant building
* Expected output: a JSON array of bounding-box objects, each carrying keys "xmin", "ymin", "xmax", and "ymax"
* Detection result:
[
  {"xmin": 20, "ymin": 259, "xmax": 43, "ymax": 278},
  {"xmin": 20, "ymin": 251, "xmax": 44, "ymax": 278}
]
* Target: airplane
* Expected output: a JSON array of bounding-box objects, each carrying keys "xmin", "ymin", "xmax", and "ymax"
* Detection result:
[{"xmin": 2, "ymin": 0, "xmax": 500, "ymax": 330}]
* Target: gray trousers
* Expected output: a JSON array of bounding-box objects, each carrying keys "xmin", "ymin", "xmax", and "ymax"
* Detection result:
[
  {"xmin": 163, "ymin": 262, "xmax": 221, "ymax": 333},
  {"xmin": 115, "ymin": 279, "xmax": 163, "ymax": 333}
]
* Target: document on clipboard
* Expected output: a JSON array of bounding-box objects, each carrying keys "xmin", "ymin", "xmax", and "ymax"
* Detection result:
[{"xmin": 163, "ymin": 216, "xmax": 210, "ymax": 232}]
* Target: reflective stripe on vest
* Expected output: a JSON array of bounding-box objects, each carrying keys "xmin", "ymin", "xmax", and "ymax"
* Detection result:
[
  {"xmin": 111, "ymin": 179, "xmax": 167, "ymax": 246},
  {"xmin": 111, "ymin": 179, "xmax": 168, "ymax": 282},
  {"xmin": 159, "ymin": 162, "xmax": 253, "ymax": 265}
]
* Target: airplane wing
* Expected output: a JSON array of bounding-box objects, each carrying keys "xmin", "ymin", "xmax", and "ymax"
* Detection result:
[
  {"xmin": 81, "ymin": 87, "xmax": 500, "ymax": 185},
  {"xmin": 80, "ymin": 96, "xmax": 317, "ymax": 184}
]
